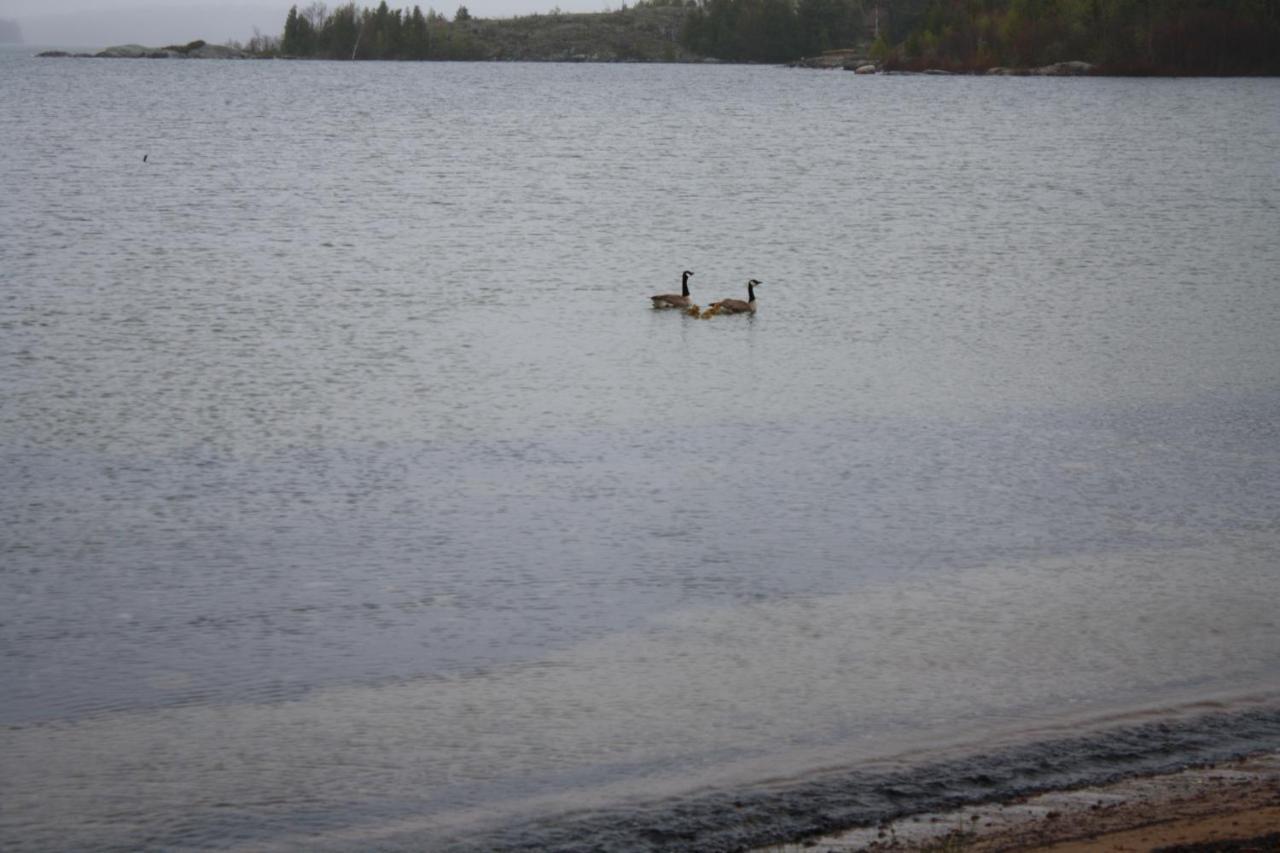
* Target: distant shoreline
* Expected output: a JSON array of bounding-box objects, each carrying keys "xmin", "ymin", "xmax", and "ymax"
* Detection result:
[
  {"xmin": 33, "ymin": 48, "xmax": 1280, "ymax": 77},
  {"xmin": 18, "ymin": 0, "xmax": 1280, "ymax": 75},
  {"xmin": 38, "ymin": 41, "xmax": 250, "ymax": 60}
]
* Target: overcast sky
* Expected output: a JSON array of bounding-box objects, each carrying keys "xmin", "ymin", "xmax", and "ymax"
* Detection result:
[{"xmin": 2, "ymin": 0, "xmax": 609, "ymax": 47}]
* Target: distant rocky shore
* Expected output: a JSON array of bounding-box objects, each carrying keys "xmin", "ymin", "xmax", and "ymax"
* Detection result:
[
  {"xmin": 788, "ymin": 49, "xmax": 1095, "ymax": 75},
  {"xmin": 40, "ymin": 38, "xmax": 1096, "ymax": 73},
  {"xmin": 39, "ymin": 40, "xmax": 248, "ymax": 59},
  {"xmin": 984, "ymin": 60, "xmax": 1095, "ymax": 75}
]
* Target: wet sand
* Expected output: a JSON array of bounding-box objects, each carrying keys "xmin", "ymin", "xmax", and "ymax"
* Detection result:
[{"xmin": 762, "ymin": 752, "xmax": 1280, "ymax": 851}]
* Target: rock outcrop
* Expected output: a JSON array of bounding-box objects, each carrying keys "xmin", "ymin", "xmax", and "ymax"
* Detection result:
[
  {"xmin": 789, "ymin": 48, "xmax": 875, "ymax": 71},
  {"xmin": 94, "ymin": 41, "xmax": 248, "ymax": 59},
  {"xmin": 988, "ymin": 60, "xmax": 1094, "ymax": 75}
]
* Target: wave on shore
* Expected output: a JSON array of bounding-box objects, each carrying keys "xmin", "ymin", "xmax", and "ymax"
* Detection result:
[{"xmin": 435, "ymin": 703, "xmax": 1280, "ymax": 852}]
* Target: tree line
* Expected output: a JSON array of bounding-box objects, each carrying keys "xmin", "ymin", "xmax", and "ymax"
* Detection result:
[
  {"xmin": 271, "ymin": 0, "xmax": 1280, "ymax": 72},
  {"xmin": 682, "ymin": 0, "xmax": 1280, "ymax": 72},
  {"xmin": 281, "ymin": 0, "xmax": 485, "ymax": 59},
  {"xmin": 872, "ymin": 0, "xmax": 1280, "ymax": 74},
  {"xmin": 681, "ymin": 0, "xmax": 869, "ymax": 61}
]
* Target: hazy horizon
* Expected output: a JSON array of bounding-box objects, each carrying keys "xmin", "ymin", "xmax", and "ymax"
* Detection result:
[{"xmin": 1, "ymin": 0, "xmax": 612, "ymax": 48}]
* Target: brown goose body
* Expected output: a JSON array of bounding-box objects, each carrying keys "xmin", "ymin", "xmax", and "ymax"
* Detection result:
[
  {"xmin": 708, "ymin": 279, "xmax": 759, "ymax": 314},
  {"xmin": 651, "ymin": 270, "xmax": 694, "ymax": 309}
]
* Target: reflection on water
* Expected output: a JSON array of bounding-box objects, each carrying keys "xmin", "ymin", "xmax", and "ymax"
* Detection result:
[
  {"xmin": 1, "ymin": 53, "xmax": 1279, "ymax": 849},
  {"xmin": 4, "ymin": 400, "xmax": 1279, "ymax": 727}
]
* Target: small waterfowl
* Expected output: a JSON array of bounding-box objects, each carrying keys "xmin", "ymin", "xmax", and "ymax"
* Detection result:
[
  {"xmin": 651, "ymin": 270, "xmax": 694, "ymax": 309},
  {"xmin": 708, "ymin": 279, "xmax": 760, "ymax": 315}
]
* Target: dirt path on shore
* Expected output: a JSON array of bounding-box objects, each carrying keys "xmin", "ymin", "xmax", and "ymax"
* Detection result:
[{"xmin": 763, "ymin": 753, "xmax": 1280, "ymax": 852}]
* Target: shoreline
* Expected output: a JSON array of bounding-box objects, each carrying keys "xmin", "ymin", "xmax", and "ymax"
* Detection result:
[
  {"xmin": 761, "ymin": 751, "xmax": 1280, "ymax": 852},
  {"xmin": 26, "ymin": 45, "xmax": 1280, "ymax": 76}
]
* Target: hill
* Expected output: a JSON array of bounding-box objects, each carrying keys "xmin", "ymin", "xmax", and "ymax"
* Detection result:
[
  {"xmin": 276, "ymin": 1, "xmax": 701, "ymax": 62},
  {"xmin": 460, "ymin": 6, "xmax": 697, "ymax": 61}
]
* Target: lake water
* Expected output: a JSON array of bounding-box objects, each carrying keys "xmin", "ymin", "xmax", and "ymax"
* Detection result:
[{"xmin": 2, "ymin": 48, "xmax": 1280, "ymax": 850}]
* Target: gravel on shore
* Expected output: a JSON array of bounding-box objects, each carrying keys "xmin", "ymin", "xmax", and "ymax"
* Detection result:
[{"xmin": 759, "ymin": 752, "xmax": 1280, "ymax": 852}]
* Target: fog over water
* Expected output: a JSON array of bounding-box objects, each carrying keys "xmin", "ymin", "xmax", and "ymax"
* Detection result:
[
  {"xmin": 2, "ymin": 55, "xmax": 1279, "ymax": 849},
  {"xmin": 3, "ymin": 2, "xmax": 283, "ymax": 48}
]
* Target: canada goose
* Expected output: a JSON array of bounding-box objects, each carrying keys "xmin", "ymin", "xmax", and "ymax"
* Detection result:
[
  {"xmin": 651, "ymin": 270, "xmax": 694, "ymax": 309},
  {"xmin": 708, "ymin": 279, "xmax": 760, "ymax": 315}
]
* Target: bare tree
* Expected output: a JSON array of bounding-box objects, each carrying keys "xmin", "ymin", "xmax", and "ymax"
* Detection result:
[{"xmin": 303, "ymin": 2, "xmax": 328, "ymax": 31}]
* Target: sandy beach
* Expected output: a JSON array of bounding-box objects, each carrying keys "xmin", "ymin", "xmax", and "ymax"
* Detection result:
[{"xmin": 763, "ymin": 752, "xmax": 1280, "ymax": 852}]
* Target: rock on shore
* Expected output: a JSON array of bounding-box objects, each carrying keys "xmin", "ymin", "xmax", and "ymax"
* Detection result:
[
  {"xmin": 764, "ymin": 752, "xmax": 1280, "ymax": 852},
  {"xmin": 99, "ymin": 42, "xmax": 248, "ymax": 58},
  {"xmin": 988, "ymin": 60, "xmax": 1095, "ymax": 75},
  {"xmin": 789, "ymin": 49, "xmax": 875, "ymax": 71},
  {"xmin": 40, "ymin": 42, "xmax": 249, "ymax": 58},
  {"xmin": 91, "ymin": 41, "xmax": 247, "ymax": 58},
  {"xmin": 790, "ymin": 54, "xmax": 1096, "ymax": 76}
]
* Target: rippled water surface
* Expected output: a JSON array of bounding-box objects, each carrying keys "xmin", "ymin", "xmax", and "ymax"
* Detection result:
[{"xmin": 2, "ymin": 49, "xmax": 1280, "ymax": 849}]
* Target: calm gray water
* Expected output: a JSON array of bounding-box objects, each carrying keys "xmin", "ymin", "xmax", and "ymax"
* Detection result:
[{"xmin": 2, "ymin": 48, "xmax": 1280, "ymax": 850}]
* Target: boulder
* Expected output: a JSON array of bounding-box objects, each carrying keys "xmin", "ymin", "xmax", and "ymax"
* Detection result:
[
  {"xmin": 187, "ymin": 43, "xmax": 247, "ymax": 58},
  {"xmin": 853, "ymin": 63, "xmax": 876, "ymax": 74},
  {"xmin": 1035, "ymin": 60, "xmax": 1094, "ymax": 75},
  {"xmin": 988, "ymin": 61, "xmax": 1093, "ymax": 76},
  {"xmin": 791, "ymin": 50, "xmax": 878, "ymax": 70}
]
